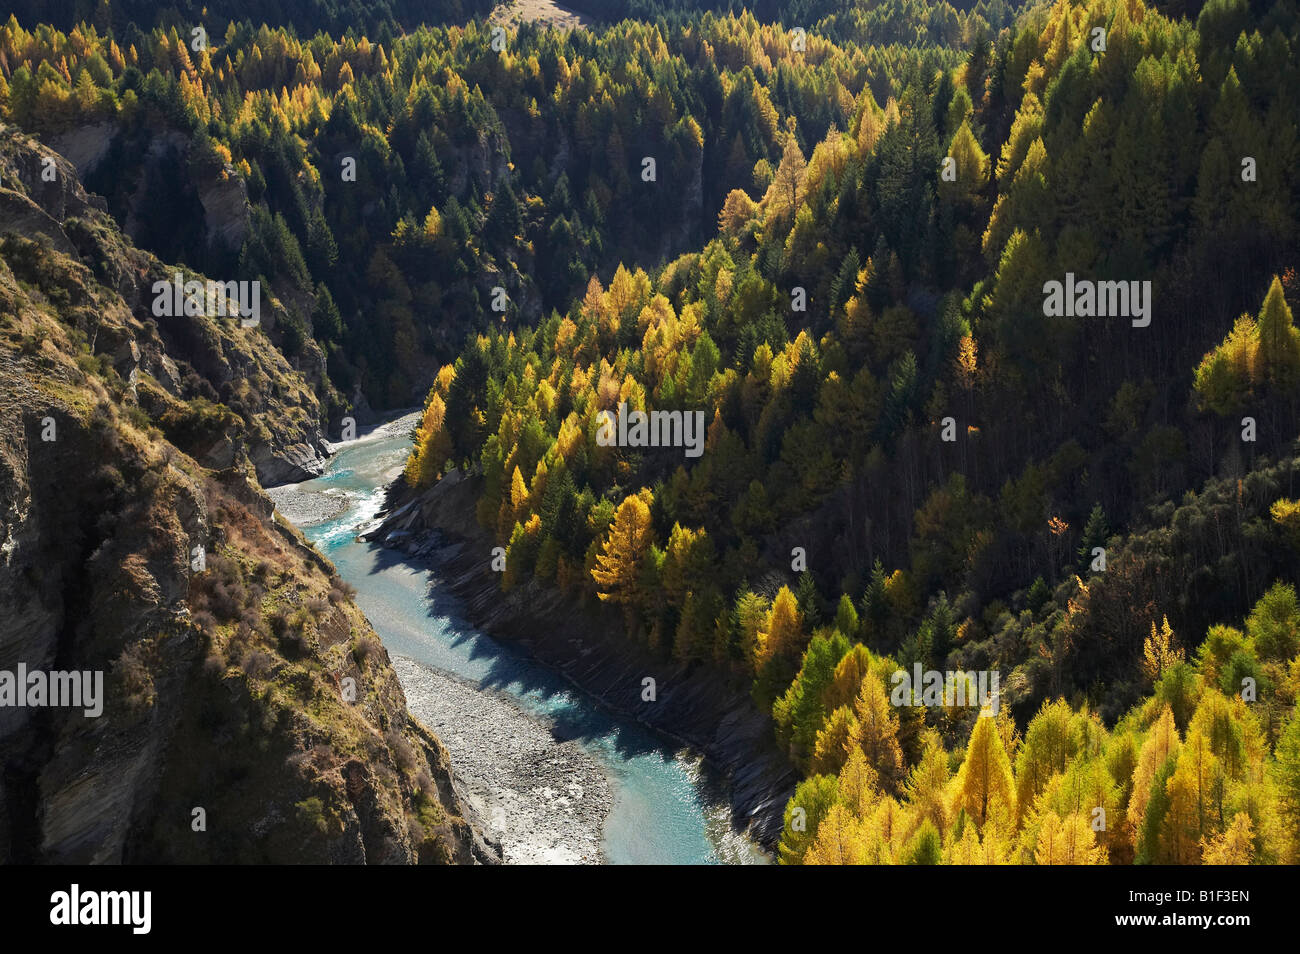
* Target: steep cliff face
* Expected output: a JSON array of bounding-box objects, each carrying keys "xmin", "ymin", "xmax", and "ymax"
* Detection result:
[
  {"xmin": 0, "ymin": 126, "xmax": 330, "ymax": 486},
  {"xmin": 0, "ymin": 129, "xmax": 497, "ymax": 864},
  {"xmin": 49, "ymin": 122, "xmax": 251, "ymax": 262}
]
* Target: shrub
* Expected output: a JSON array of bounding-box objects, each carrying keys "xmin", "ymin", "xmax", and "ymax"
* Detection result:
[
  {"xmin": 241, "ymin": 649, "xmax": 274, "ymax": 680},
  {"xmin": 239, "ymin": 606, "xmax": 262, "ymax": 635},
  {"xmin": 385, "ymin": 729, "xmax": 418, "ymax": 774},
  {"xmin": 115, "ymin": 643, "xmax": 156, "ymax": 713},
  {"xmin": 353, "ymin": 634, "xmax": 382, "ymax": 667},
  {"xmin": 328, "ymin": 580, "xmax": 356, "ymax": 604},
  {"xmin": 267, "ymin": 606, "xmax": 291, "ymax": 637},
  {"xmin": 278, "ymin": 630, "xmax": 310, "ymax": 659},
  {"xmin": 294, "ymin": 796, "xmax": 330, "ymax": 836},
  {"xmin": 209, "ymin": 579, "xmax": 244, "ymax": 620},
  {"xmin": 414, "ymin": 768, "xmax": 435, "ymax": 797},
  {"xmin": 286, "ymin": 750, "xmax": 312, "ymax": 777}
]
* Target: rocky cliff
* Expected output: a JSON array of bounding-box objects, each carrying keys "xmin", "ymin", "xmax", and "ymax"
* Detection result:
[
  {"xmin": 0, "ymin": 127, "xmax": 497, "ymax": 864},
  {"xmin": 0, "ymin": 126, "xmax": 330, "ymax": 486}
]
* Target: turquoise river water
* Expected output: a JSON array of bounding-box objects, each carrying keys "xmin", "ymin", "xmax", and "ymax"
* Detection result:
[{"xmin": 276, "ymin": 416, "xmax": 768, "ymax": 865}]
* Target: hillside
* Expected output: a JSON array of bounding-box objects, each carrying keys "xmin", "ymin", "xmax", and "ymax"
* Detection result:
[
  {"xmin": 0, "ymin": 127, "xmax": 495, "ymax": 863},
  {"xmin": 393, "ymin": 0, "xmax": 1300, "ymax": 864},
  {"xmin": 0, "ymin": 3, "xmax": 1019, "ymax": 406},
  {"xmin": 0, "ymin": 0, "xmax": 1297, "ymax": 871}
]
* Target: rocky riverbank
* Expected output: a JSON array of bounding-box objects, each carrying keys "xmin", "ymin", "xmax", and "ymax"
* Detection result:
[
  {"xmin": 364, "ymin": 469, "xmax": 798, "ymax": 849},
  {"xmin": 392, "ymin": 655, "xmax": 611, "ymax": 864}
]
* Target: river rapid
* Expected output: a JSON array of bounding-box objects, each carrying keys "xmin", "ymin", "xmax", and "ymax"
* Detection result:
[{"xmin": 267, "ymin": 412, "xmax": 769, "ymax": 865}]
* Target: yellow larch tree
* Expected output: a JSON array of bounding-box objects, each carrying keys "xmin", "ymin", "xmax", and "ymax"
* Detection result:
[
  {"xmin": 1142, "ymin": 616, "xmax": 1184, "ymax": 686},
  {"xmin": 852, "ymin": 675, "xmax": 905, "ymax": 792},
  {"xmin": 1201, "ymin": 812, "xmax": 1254, "ymax": 865},
  {"xmin": 811, "ymin": 705, "xmax": 859, "ymax": 776},
  {"xmin": 836, "ymin": 747, "xmax": 879, "ymax": 817},
  {"xmin": 754, "ymin": 586, "xmax": 804, "ymax": 670},
  {"xmin": 801, "ymin": 804, "xmax": 866, "ymax": 865},
  {"xmin": 905, "ymin": 730, "xmax": 952, "ymax": 840},
  {"xmin": 1034, "ymin": 811, "xmax": 1107, "ymax": 865},
  {"xmin": 404, "ymin": 391, "xmax": 451, "ymax": 488},
  {"xmin": 1126, "ymin": 706, "xmax": 1182, "ymax": 853},
  {"xmin": 953, "ymin": 715, "xmax": 1016, "ymax": 830},
  {"xmin": 590, "ymin": 491, "xmax": 654, "ymax": 608}
]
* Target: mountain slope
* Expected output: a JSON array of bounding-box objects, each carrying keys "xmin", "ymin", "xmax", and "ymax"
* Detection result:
[{"xmin": 0, "ymin": 127, "xmax": 496, "ymax": 863}]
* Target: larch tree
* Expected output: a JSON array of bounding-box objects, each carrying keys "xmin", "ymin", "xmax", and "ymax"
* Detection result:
[
  {"xmin": 1201, "ymin": 812, "xmax": 1255, "ymax": 865},
  {"xmin": 802, "ymin": 804, "xmax": 866, "ymax": 866},
  {"xmin": 905, "ymin": 820, "xmax": 942, "ymax": 865},
  {"xmin": 718, "ymin": 188, "xmax": 758, "ymax": 238},
  {"xmin": 404, "ymin": 391, "xmax": 451, "ymax": 488},
  {"xmin": 1142, "ymin": 616, "xmax": 1183, "ymax": 687},
  {"xmin": 905, "ymin": 730, "xmax": 952, "ymax": 839},
  {"xmin": 851, "ymin": 674, "xmax": 905, "ymax": 792},
  {"xmin": 1127, "ymin": 706, "xmax": 1182, "ymax": 853},
  {"xmin": 509, "ymin": 465, "xmax": 529, "ymax": 524},
  {"xmin": 1015, "ymin": 699, "xmax": 1080, "ymax": 823},
  {"xmin": 938, "ymin": 118, "xmax": 990, "ymax": 207},
  {"xmin": 778, "ymin": 774, "xmax": 839, "ymax": 865},
  {"xmin": 755, "ymin": 586, "xmax": 804, "ymax": 670},
  {"xmin": 1246, "ymin": 582, "xmax": 1300, "ymax": 662},
  {"xmin": 733, "ymin": 591, "xmax": 770, "ymax": 674},
  {"xmin": 860, "ymin": 795, "xmax": 908, "ymax": 864},
  {"xmin": 1254, "ymin": 275, "xmax": 1300, "ymax": 392},
  {"xmin": 946, "ymin": 820, "xmax": 985, "ymax": 864},
  {"xmin": 836, "ymin": 747, "xmax": 879, "ymax": 817},
  {"xmin": 765, "ymin": 133, "xmax": 807, "ymax": 225},
  {"xmin": 1273, "ymin": 712, "xmax": 1300, "ymax": 856},
  {"xmin": 826, "ymin": 644, "xmax": 873, "ymax": 712},
  {"xmin": 1136, "ymin": 756, "xmax": 1177, "ymax": 865},
  {"xmin": 954, "ymin": 715, "xmax": 1016, "ymax": 831},
  {"xmin": 1193, "ymin": 313, "xmax": 1258, "ymax": 415},
  {"xmin": 1161, "ymin": 740, "xmax": 1219, "ymax": 865},
  {"xmin": 591, "ymin": 492, "xmax": 654, "ymax": 607},
  {"xmin": 1034, "ymin": 811, "xmax": 1107, "ymax": 865},
  {"xmin": 777, "ymin": 631, "xmax": 849, "ymax": 766},
  {"xmin": 660, "ymin": 523, "xmax": 713, "ymax": 610}
]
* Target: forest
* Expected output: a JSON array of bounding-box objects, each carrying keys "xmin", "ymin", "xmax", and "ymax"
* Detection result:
[{"xmin": 2, "ymin": 0, "xmax": 1298, "ymax": 865}]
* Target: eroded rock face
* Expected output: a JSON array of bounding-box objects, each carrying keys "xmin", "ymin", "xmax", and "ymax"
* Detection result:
[
  {"xmin": 195, "ymin": 162, "xmax": 251, "ymax": 252},
  {"xmin": 0, "ymin": 125, "xmax": 330, "ymax": 487},
  {"xmin": 0, "ymin": 128, "xmax": 497, "ymax": 865},
  {"xmin": 50, "ymin": 121, "xmax": 250, "ymax": 254},
  {"xmin": 249, "ymin": 438, "xmax": 330, "ymax": 486},
  {"xmin": 46, "ymin": 122, "xmax": 117, "ymax": 189}
]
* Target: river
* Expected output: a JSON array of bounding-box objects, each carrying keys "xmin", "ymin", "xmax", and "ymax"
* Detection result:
[{"xmin": 268, "ymin": 412, "xmax": 769, "ymax": 865}]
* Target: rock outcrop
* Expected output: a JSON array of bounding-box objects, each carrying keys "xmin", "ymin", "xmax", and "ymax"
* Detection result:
[
  {"xmin": 50, "ymin": 122, "xmax": 252, "ymax": 255},
  {"xmin": 0, "ymin": 126, "xmax": 329, "ymax": 486}
]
